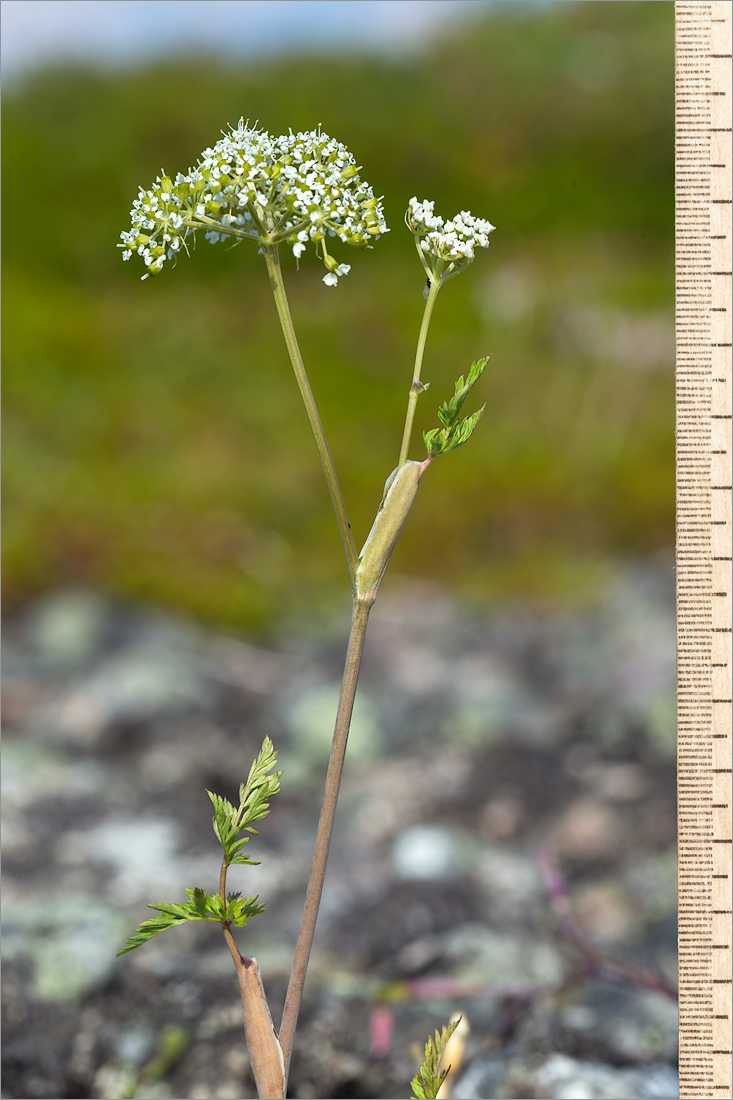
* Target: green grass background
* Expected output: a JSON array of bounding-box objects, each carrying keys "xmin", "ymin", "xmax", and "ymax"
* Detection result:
[{"xmin": 2, "ymin": 1, "xmax": 674, "ymax": 633}]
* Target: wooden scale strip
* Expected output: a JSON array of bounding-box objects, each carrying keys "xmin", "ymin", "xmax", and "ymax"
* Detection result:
[{"xmin": 676, "ymin": 3, "xmax": 732, "ymax": 1098}]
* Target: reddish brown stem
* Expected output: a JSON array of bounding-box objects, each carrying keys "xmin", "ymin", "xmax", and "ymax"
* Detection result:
[{"xmin": 278, "ymin": 596, "xmax": 372, "ymax": 1084}]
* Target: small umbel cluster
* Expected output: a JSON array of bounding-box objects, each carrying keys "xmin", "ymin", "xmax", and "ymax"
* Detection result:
[
  {"xmin": 120, "ymin": 121, "xmax": 388, "ymax": 283},
  {"xmin": 406, "ymin": 196, "xmax": 495, "ymax": 286}
]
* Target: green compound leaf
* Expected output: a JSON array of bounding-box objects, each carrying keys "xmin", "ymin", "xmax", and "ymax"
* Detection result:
[
  {"xmin": 116, "ymin": 886, "xmax": 266, "ymax": 955},
  {"xmin": 190, "ymin": 885, "xmax": 209, "ymax": 918},
  {"xmin": 424, "ymin": 358, "xmax": 488, "ymax": 457},
  {"xmin": 117, "ymin": 739, "xmax": 280, "ymax": 956},
  {"xmin": 227, "ymin": 892, "xmax": 266, "ymax": 926},
  {"xmin": 207, "ymin": 737, "xmax": 282, "ymax": 868},
  {"xmin": 410, "ymin": 1018, "xmax": 461, "ymax": 1100},
  {"xmin": 117, "ymin": 891, "xmax": 214, "ymax": 955},
  {"xmin": 424, "ymin": 405, "xmax": 485, "ymax": 457},
  {"xmin": 440, "ymin": 357, "xmax": 488, "ymax": 426}
]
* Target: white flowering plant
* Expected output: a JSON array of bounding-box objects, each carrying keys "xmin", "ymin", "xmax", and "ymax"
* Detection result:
[{"xmin": 118, "ymin": 121, "xmax": 495, "ymax": 1100}]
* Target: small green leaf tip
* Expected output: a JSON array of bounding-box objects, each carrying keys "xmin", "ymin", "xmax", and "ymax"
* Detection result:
[
  {"xmin": 410, "ymin": 1018, "xmax": 461, "ymax": 1100},
  {"xmin": 423, "ymin": 357, "xmax": 489, "ymax": 457},
  {"xmin": 208, "ymin": 736, "xmax": 282, "ymax": 867}
]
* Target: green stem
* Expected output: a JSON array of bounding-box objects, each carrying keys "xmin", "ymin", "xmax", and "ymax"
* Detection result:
[
  {"xmin": 398, "ymin": 276, "xmax": 442, "ymax": 467},
  {"xmin": 278, "ymin": 596, "xmax": 372, "ymax": 1084},
  {"xmin": 262, "ymin": 243, "xmax": 358, "ymax": 584}
]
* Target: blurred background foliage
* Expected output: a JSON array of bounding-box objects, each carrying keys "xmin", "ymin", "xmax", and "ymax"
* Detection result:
[{"xmin": 2, "ymin": 1, "xmax": 674, "ymax": 634}]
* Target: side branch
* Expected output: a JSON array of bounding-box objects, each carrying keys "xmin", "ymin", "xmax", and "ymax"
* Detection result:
[{"xmin": 262, "ymin": 243, "xmax": 358, "ymax": 583}]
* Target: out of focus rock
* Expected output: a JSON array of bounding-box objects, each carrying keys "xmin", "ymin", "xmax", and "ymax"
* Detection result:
[
  {"xmin": 454, "ymin": 1052, "xmax": 678, "ymax": 1100},
  {"xmin": 1, "ymin": 564, "xmax": 677, "ymax": 1099},
  {"xmin": 391, "ymin": 824, "xmax": 466, "ymax": 881}
]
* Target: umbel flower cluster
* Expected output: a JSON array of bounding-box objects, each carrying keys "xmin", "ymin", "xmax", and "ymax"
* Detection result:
[
  {"xmin": 120, "ymin": 121, "xmax": 388, "ymax": 283},
  {"xmin": 406, "ymin": 197, "xmax": 495, "ymax": 285}
]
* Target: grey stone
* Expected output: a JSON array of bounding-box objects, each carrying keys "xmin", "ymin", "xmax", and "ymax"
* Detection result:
[
  {"xmin": 26, "ymin": 589, "xmax": 108, "ymax": 670},
  {"xmin": 280, "ymin": 678, "xmax": 382, "ymax": 783},
  {"xmin": 442, "ymin": 923, "xmax": 565, "ymax": 987},
  {"xmin": 452, "ymin": 1052, "xmax": 510, "ymax": 1100},
  {"xmin": 47, "ymin": 644, "xmax": 212, "ymax": 745},
  {"xmin": 473, "ymin": 844, "xmax": 545, "ymax": 922},
  {"xmin": 454, "ymin": 1052, "xmax": 678, "ymax": 1100},
  {"xmin": 533, "ymin": 1053, "xmax": 678, "ymax": 1100},
  {"xmin": 604, "ymin": 990, "xmax": 678, "ymax": 1063},
  {"xmin": 2, "ymin": 893, "xmax": 131, "ymax": 1002},
  {"xmin": 391, "ymin": 824, "xmax": 466, "ymax": 881}
]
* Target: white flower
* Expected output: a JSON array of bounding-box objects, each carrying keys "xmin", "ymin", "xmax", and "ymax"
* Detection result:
[
  {"xmin": 120, "ymin": 121, "xmax": 388, "ymax": 282},
  {"xmin": 322, "ymin": 262, "xmax": 351, "ymax": 286},
  {"xmin": 406, "ymin": 197, "xmax": 495, "ymax": 286}
]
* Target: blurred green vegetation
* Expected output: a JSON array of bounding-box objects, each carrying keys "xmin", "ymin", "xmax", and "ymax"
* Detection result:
[{"xmin": 2, "ymin": 1, "xmax": 674, "ymax": 633}]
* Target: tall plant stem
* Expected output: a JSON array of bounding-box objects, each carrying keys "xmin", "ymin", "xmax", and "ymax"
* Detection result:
[
  {"xmin": 263, "ymin": 243, "xmax": 359, "ymax": 584},
  {"xmin": 279, "ymin": 596, "xmax": 372, "ymax": 1081},
  {"xmin": 398, "ymin": 276, "xmax": 442, "ymax": 467}
]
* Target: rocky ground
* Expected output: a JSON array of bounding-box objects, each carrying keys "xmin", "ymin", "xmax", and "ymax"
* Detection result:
[{"xmin": 2, "ymin": 561, "xmax": 678, "ymax": 1100}]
